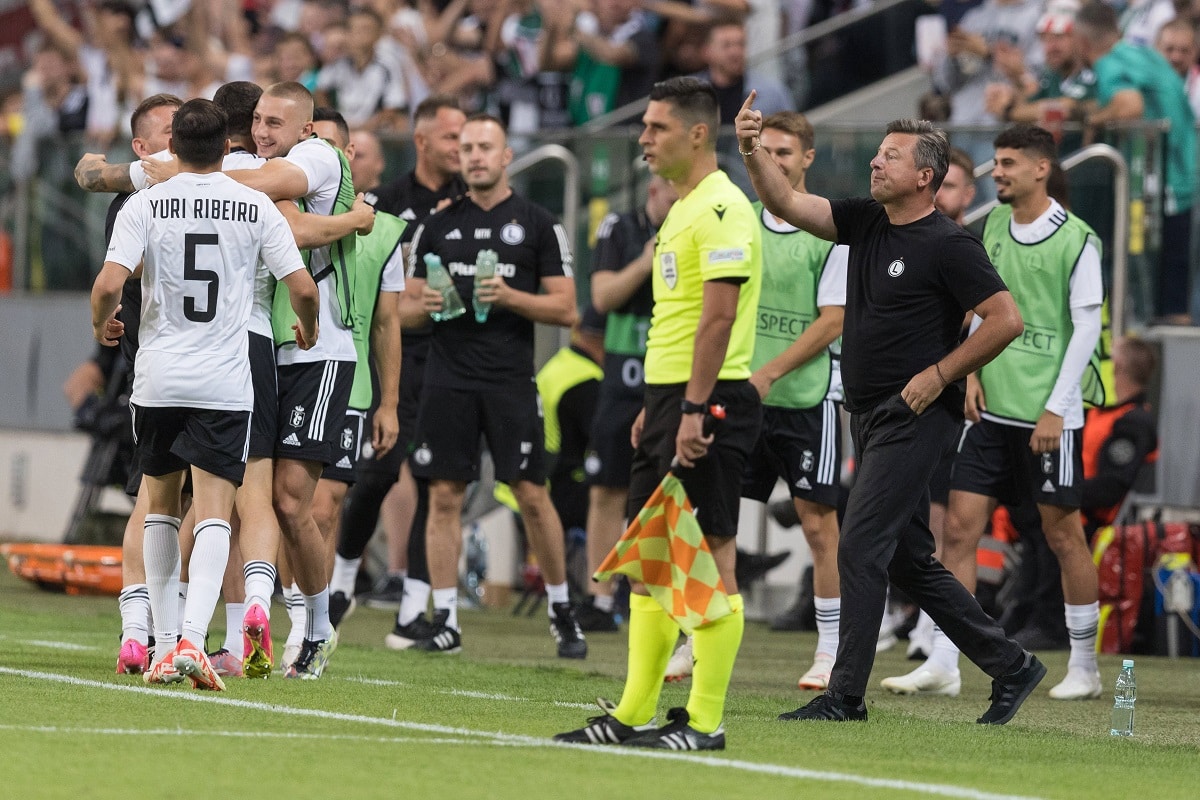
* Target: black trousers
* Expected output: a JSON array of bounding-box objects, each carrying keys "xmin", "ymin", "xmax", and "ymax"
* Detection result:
[{"xmin": 829, "ymin": 394, "xmax": 1025, "ymax": 698}]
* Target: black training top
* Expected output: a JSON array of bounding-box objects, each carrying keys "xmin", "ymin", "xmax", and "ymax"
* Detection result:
[
  {"xmin": 830, "ymin": 197, "xmax": 1007, "ymax": 414},
  {"xmin": 591, "ymin": 208, "xmax": 654, "ymax": 395},
  {"xmin": 371, "ymin": 171, "xmax": 467, "ymax": 245},
  {"xmin": 410, "ymin": 191, "xmax": 574, "ymax": 390}
]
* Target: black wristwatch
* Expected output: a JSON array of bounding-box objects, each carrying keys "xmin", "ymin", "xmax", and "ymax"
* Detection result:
[{"xmin": 680, "ymin": 399, "xmax": 707, "ymax": 415}]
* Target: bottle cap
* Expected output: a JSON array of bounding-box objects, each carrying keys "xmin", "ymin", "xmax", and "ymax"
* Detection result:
[{"xmin": 1122, "ymin": 659, "xmax": 1134, "ymax": 668}]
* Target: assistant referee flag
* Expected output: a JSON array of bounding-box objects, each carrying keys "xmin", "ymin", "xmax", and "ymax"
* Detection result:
[{"xmin": 594, "ymin": 472, "xmax": 732, "ymax": 634}]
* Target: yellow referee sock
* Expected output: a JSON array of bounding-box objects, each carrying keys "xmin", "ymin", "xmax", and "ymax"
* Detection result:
[
  {"xmin": 613, "ymin": 593, "xmax": 680, "ymax": 726},
  {"xmin": 685, "ymin": 593, "xmax": 745, "ymax": 734}
]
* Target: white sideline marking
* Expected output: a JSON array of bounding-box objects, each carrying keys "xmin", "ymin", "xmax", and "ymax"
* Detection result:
[
  {"xmin": 21, "ymin": 640, "xmax": 99, "ymax": 652},
  {"xmin": 344, "ymin": 675, "xmax": 594, "ymax": 709},
  {"xmin": 0, "ymin": 724, "xmax": 477, "ymax": 746},
  {"xmin": 0, "ymin": 667, "xmax": 1046, "ymax": 800}
]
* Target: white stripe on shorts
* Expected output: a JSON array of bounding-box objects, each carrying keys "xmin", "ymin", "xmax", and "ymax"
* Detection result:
[
  {"xmin": 308, "ymin": 361, "xmax": 338, "ymax": 441},
  {"xmin": 818, "ymin": 399, "xmax": 836, "ymax": 486}
]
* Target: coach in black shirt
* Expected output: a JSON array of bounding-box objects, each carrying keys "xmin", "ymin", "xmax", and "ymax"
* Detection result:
[
  {"xmin": 737, "ymin": 93, "xmax": 1045, "ymax": 726},
  {"xmin": 407, "ymin": 112, "xmax": 587, "ymax": 659}
]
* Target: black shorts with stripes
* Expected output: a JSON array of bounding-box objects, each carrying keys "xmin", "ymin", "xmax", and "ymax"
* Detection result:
[
  {"xmin": 950, "ymin": 417, "xmax": 1083, "ymax": 508},
  {"xmin": 742, "ymin": 400, "xmax": 842, "ymax": 508},
  {"xmin": 274, "ymin": 360, "xmax": 355, "ymax": 466}
]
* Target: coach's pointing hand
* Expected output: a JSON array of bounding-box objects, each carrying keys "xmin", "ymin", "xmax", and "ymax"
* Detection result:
[{"xmin": 734, "ymin": 90, "xmax": 762, "ymax": 155}]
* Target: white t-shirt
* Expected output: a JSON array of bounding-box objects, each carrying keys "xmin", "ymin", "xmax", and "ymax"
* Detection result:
[
  {"xmin": 275, "ymin": 137, "xmax": 358, "ymax": 365},
  {"xmin": 107, "ymin": 172, "xmax": 305, "ymax": 410}
]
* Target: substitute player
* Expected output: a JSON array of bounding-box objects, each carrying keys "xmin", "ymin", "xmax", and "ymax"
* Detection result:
[
  {"xmin": 741, "ymin": 111, "xmax": 846, "ymax": 691},
  {"xmin": 90, "ymin": 98, "xmax": 319, "ymax": 690}
]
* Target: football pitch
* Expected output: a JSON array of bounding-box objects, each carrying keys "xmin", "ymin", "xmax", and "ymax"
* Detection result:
[{"xmin": 2, "ymin": 568, "xmax": 1198, "ymax": 800}]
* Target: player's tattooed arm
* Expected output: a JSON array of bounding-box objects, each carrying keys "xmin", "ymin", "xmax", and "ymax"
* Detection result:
[{"xmin": 75, "ymin": 153, "xmax": 135, "ymax": 193}]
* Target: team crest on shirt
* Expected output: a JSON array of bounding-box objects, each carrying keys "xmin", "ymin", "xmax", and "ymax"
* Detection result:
[
  {"xmin": 341, "ymin": 427, "xmax": 354, "ymax": 451},
  {"xmin": 290, "ymin": 405, "xmax": 306, "ymax": 428},
  {"xmin": 887, "ymin": 259, "xmax": 905, "ymax": 277},
  {"xmin": 500, "ymin": 222, "xmax": 525, "ymax": 245},
  {"xmin": 1041, "ymin": 452, "xmax": 1054, "ymax": 475},
  {"xmin": 800, "ymin": 450, "xmax": 814, "ymax": 473},
  {"xmin": 660, "ymin": 252, "xmax": 678, "ymax": 289}
]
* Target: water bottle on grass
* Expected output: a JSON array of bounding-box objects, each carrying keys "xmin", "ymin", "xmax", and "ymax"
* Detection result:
[{"xmin": 1110, "ymin": 659, "xmax": 1136, "ymax": 737}]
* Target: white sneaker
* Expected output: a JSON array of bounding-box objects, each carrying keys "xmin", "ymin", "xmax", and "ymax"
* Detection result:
[
  {"xmin": 880, "ymin": 664, "xmax": 961, "ymax": 696},
  {"xmin": 797, "ymin": 653, "xmax": 835, "ymax": 690},
  {"xmin": 907, "ymin": 612, "xmax": 934, "ymax": 660},
  {"xmin": 1048, "ymin": 667, "xmax": 1102, "ymax": 700},
  {"xmin": 663, "ymin": 635, "xmax": 694, "ymax": 683}
]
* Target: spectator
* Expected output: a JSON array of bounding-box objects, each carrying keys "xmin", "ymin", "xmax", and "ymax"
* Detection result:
[
  {"xmin": 29, "ymin": 0, "xmax": 142, "ymax": 146},
  {"xmin": 1120, "ymin": 0, "xmax": 1177, "ymax": 47},
  {"xmin": 316, "ymin": 8, "xmax": 410, "ymax": 131},
  {"xmin": 546, "ymin": 0, "xmax": 659, "ymax": 124},
  {"xmin": 694, "ymin": 20, "xmax": 795, "ymax": 127},
  {"xmin": 1074, "ymin": 1, "xmax": 1195, "ymax": 324},
  {"xmin": 13, "ymin": 42, "xmax": 92, "ymax": 290},
  {"xmin": 275, "ymin": 31, "xmax": 321, "ymax": 92},
  {"xmin": 1154, "ymin": 18, "xmax": 1200, "ymax": 117}
]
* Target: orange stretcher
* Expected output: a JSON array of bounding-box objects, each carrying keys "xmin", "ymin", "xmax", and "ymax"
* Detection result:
[{"xmin": 1, "ymin": 543, "xmax": 124, "ymax": 596}]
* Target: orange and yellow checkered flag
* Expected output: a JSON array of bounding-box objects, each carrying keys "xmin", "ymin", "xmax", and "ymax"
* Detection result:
[{"xmin": 594, "ymin": 471, "xmax": 732, "ymax": 634}]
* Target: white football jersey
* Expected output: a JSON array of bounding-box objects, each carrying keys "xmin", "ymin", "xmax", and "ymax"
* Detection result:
[
  {"xmin": 274, "ymin": 137, "xmax": 357, "ymax": 366},
  {"xmin": 106, "ymin": 171, "xmax": 305, "ymax": 410}
]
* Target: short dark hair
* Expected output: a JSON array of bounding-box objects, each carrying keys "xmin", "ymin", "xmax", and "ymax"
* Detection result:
[
  {"xmin": 414, "ymin": 94, "xmax": 462, "ymax": 124},
  {"xmin": 885, "ymin": 118, "xmax": 950, "ymax": 193},
  {"xmin": 994, "ymin": 123, "xmax": 1058, "ymax": 161},
  {"xmin": 762, "ymin": 111, "xmax": 814, "ymax": 151},
  {"xmin": 465, "ymin": 112, "xmax": 507, "ymax": 136},
  {"xmin": 313, "ymin": 106, "xmax": 350, "ymax": 148},
  {"xmin": 1118, "ymin": 337, "xmax": 1158, "ymax": 387},
  {"xmin": 172, "ymin": 99, "xmax": 228, "ymax": 166},
  {"xmin": 947, "ymin": 146, "xmax": 974, "ymax": 178},
  {"xmin": 212, "ymin": 81, "xmax": 262, "ymax": 140},
  {"xmin": 1075, "ymin": 2, "xmax": 1120, "ymax": 39},
  {"xmin": 348, "ymin": 7, "xmax": 384, "ymax": 29},
  {"xmin": 130, "ymin": 93, "xmax": 184, "ymax": 140},
  {"xmin": 649, "ymin": 77, "xmax": 720, "ymax": 144}
]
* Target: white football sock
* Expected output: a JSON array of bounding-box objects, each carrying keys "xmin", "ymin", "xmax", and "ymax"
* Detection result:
[
  {"xmin": 118, "ymin": 584, "xmax": 151, "ymax": 645},
  {"xmin": 546, "ymin": 581, "xmax": 569, "ymax": 609},
  {"xmin": 814, "ymin": 596, "xmax": 841, "ymax": 659},
  {"xmin": 397, "ymin": 578, "xmax": 431, "ymax": 626},
  {"xmin": 180, "ymin": 519, "xmax": 231, "ymax": 646},
  {"xmin": 432, "ymin": 587, "xmax": 459, "ymax": 630},
  {"xmin": 243, "ymin": 559, "xmax": 276, "ymax": 616},
  {"xmin": 1065, "ymin": 601, "xmax": 1100, "ymax": 672},
  {"xmin": 926, "ymin": 624, "xmax": 962, "ymax": 673},
  {"xmin": 304, "ymin": 588, "xmax": 333, "ymax": 643},
  {"xmin": 223, "ymin": 602, "xmax": 244, "ymax": 658},
  {"xmin": 143, "ymin": 514, "xmax": 181, "ymax": 658},
  {"xmin": 330, "ymin": 555, "xmax": 361, "ymax": 597}
]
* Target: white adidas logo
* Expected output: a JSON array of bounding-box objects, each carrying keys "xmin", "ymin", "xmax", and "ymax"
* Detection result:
[
  {"xmin": 796, "ymin": 477, "xmax": 812, "ymax": 491},
  {"xmin": 445, "ymin": 228, "xmax": 462, "ymax": 239},
  {"xmin": 1042, "ymin": 479, "xmax": 1055, "ymax": 493},
  {"xmin": 336, "ymin": 456, "xmax": 353, "ymax": 468},
  {"xmin": 283, "ymin": 433, "xmax": 302, "ymax": 446}
]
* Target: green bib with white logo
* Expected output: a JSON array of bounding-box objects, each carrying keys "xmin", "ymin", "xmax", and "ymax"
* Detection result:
[
  {"xmin": 271, "ymin": 137, "xmax": 358, "ymax": 346},
  {"xmin": 980, "ymin": 204, "xmax": 1102, "ymax": 423},
  {"xmin": 348, "ymin": 211, "xmax": 407, "ymax": 410},
  {"xmin": 749, "ymin": 202, "xmax": 833, "ymax": 410}
]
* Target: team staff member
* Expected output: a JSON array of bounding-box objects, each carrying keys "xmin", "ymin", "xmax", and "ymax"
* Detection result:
[
  {"xmin": 91, "ymin": 99, "xmax": 319, "ymax": 690},
  {"xmin": 557, "ymin": 77, "xmax": 763, "ymax": 751},
  {"xmin": 887, "ymin": 124, "xmax": 1105, "ymax": 702},
  {"xmin": 738, "ymin": 94, "xmax": 1041, "ymax": 725},
  {"xmin": 408, "ymin": 113, "xmax": 586, "ymax": 658},
  {"xmin": 742, "ymin": 110, "xmax": 847, "ymax": 692},
  {"xmin": 577, "ymin": 173, "xmax": 677, "ymax": 632}
]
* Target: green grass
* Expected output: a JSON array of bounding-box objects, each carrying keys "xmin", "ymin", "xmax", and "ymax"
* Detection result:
[{"xmin": 2, "ymin": 567, "xmax": 1198, "ymax": 799}]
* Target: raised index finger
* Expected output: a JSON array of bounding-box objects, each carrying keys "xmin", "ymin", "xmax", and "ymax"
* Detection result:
[{"xmin": 739, "ymin": 90, "xmax": 758, "ymax": 115}]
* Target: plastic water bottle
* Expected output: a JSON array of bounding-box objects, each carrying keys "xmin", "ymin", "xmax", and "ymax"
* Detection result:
[
  {"xmin": 1109, "ymin": 659, "xmax": 1136, "ymax": 737},
  {"xmin": 423, "ymin": 253, "xmax": 466, "ymax": 321},
  {"xmin": 472, "ymin": 248, "xmax": 498, "ymax": 322}
]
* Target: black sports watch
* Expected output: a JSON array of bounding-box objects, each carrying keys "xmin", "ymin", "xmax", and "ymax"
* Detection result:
[{"xmin": 680, "ymin": 399, "xmax": 707, "ymax": 415}]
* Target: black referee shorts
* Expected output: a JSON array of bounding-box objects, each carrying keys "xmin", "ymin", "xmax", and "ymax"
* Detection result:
[{"xmin": 626, "ymin": 381, "xmax": 762, "ymax": 540}]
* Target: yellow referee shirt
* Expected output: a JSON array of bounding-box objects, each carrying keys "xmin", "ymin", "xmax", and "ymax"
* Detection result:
[{"xmin": 645, "ymin": 170, "xmax": 761, "ymax": 385}]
